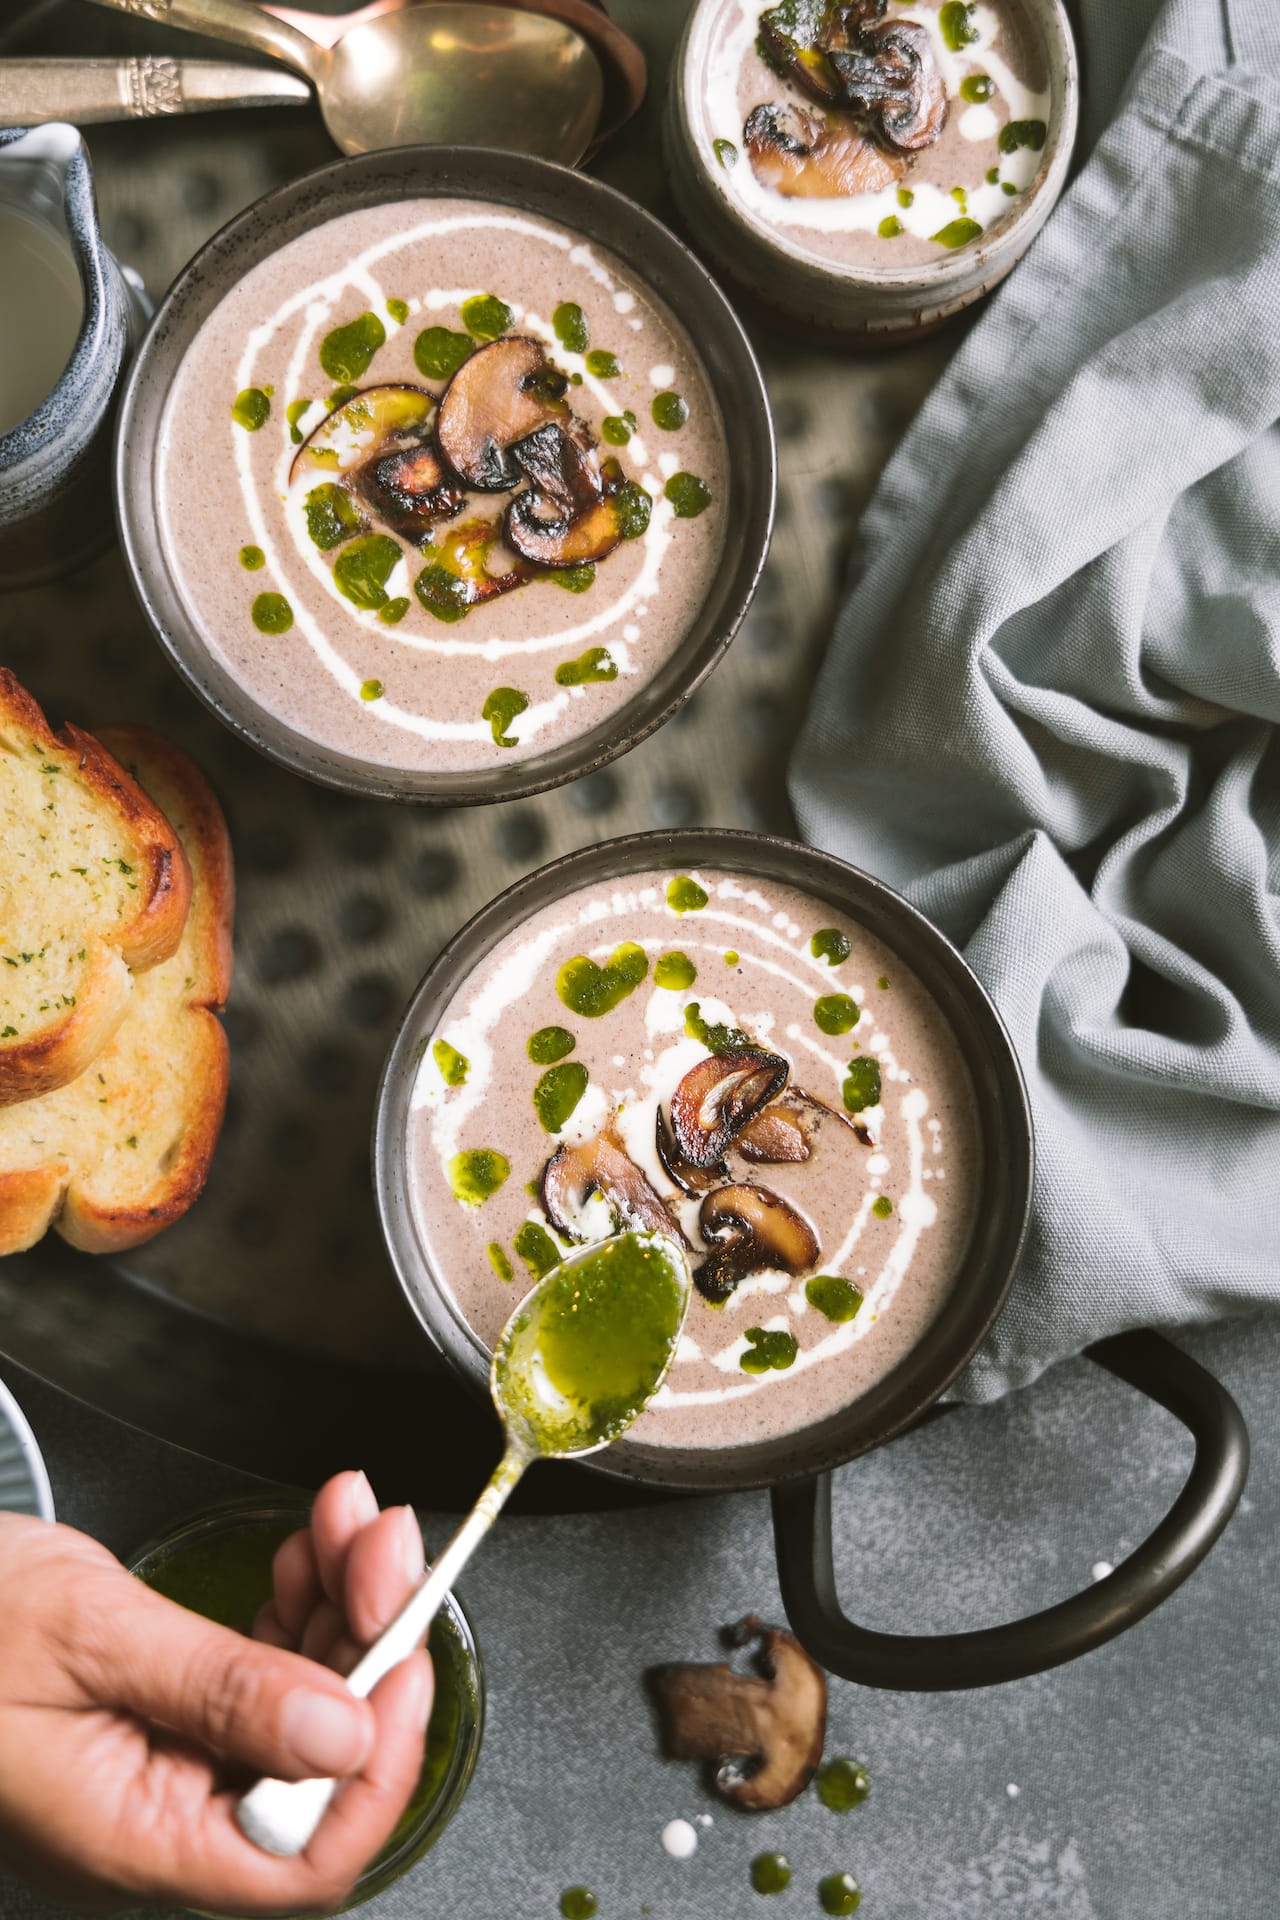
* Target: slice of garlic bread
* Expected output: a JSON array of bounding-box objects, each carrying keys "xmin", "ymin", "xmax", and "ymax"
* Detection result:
[
  {"xmin": 0, "ymin": 726, "xmax": 233, "ymax": 1256},
  {"xmin": 0, "ymin": 672, "xmax": 192, "ymax": 1105}
]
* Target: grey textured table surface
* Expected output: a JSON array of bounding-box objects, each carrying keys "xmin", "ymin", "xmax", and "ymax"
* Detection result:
[{"xmin": 2, "ymin": 1311, "xmax": 1277, "ymax": 1920}]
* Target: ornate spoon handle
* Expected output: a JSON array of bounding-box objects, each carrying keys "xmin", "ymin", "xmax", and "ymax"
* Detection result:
[
  {"xmin": 0, "ymin": 56, "xmax": 311, "ymax": 121},
  {"xmin": 81, "ymin": 0, "xmax": 323, "ymax": 83}
]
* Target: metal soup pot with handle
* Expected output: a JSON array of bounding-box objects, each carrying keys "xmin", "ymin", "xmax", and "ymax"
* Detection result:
[{"xmin": 374, "ymin": 830, "xmax": 1248, "ymax": 1689}]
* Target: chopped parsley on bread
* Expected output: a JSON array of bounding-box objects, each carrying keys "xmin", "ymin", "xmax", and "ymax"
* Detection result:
[
  {"xmin": 0, "ymin": 671, "xmax": 192, "ymax": 1104},
  {"xmin": 0, "ymin": 725, "xmax": 233, "ymax": 1256}
]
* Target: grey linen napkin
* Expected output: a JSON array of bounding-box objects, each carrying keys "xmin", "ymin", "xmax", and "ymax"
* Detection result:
[{"xmin": 790, "ymin": 0, "xmax": 1280, "ymax": 1401}]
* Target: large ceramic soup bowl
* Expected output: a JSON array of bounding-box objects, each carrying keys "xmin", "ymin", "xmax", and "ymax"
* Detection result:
[
  {"xmin": 116, "ymin": 148, "xmax": 774, "ymax": 803},
  {"xmin": 375, "ymin": 831, "xmax": 1247, "ymax": 1688}
]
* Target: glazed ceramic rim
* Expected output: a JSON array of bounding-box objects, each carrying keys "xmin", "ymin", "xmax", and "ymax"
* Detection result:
[
  {"xmin": 115, "ymin": 147, "xmax": 775, "ymax": 806},
  {"xmin": 669, "ymin": 0, "xmax": 1078, "ymax": 302},
  {"xmin": 373, "ymin": 829, "xmax": 1034, "ymax": 1494},
  {"xmin": 0, "ymin": 1370, "xmax": 55, "ymax": 1522}
]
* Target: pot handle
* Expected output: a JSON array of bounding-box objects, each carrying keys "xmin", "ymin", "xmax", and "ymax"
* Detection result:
[{"xmin": 771, "ymin": 1330, "xmax": 1248, "ymax": 1690}]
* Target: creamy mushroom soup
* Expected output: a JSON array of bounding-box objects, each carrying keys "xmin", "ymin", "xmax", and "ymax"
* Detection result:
[
  {"xmin": 156, "ymin": 199, "xmax": 727, "ymax": 774},
  {"xmin": 700, "ymin": 0, "xmax": 1050, "ymax": 272},
  {"xmin": 407, "ymin": 868, "xmax": 979, "ymax": 1451}
]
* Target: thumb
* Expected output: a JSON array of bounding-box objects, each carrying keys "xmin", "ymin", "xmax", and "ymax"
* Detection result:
[{"xmin": 94, "ymin": 1579, "xmax": 377, "ymax": 1782}]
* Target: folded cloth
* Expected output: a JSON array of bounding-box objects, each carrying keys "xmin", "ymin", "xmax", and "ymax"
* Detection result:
[{"xmin": 790, "ymin": 0, "xmax": 1280, "ymax": 1401}]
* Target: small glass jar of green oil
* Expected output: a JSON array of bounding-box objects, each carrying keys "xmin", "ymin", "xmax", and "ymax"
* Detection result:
[{"xmin": 127, "ymin": 1496, "xmax": 485, "ymax": 1919}]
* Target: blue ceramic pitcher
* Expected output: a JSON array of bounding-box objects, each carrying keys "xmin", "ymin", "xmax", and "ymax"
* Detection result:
[{"xmin": 0, "ymin": 123, "xmax": 150, "ymax": 590}]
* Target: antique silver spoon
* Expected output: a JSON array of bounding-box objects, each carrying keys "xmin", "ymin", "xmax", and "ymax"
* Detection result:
[
  {"xmin": 83, "ymin": 0, "xmax": 604, "ymax": 163},
  {"xmin": 236, "ymin": 1228, "xmax": 691, "ymax": 1857}
]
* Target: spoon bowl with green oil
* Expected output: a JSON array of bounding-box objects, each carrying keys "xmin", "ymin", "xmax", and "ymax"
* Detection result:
[{"xmin": 236, "ymin": 1229, "xmax": 690, "ymax": 1858}]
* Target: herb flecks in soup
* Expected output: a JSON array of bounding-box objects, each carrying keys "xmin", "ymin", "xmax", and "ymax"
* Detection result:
[
  {"xmin": 158, "ymin": 199, "xmax": 727, "ymax": 776},
  {"xmin": 409, "ymin": 868, "xmax": 978, "ymax": 1452}
]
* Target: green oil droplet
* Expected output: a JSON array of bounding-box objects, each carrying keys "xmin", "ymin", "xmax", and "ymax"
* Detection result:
[
  {"xmin": 232, "ymin": 387, "xmax": 270, "ymax": 431},
  {"xmin": 724, "ymin": 949, "xmax": 739, "ymax": 965},
  {"xmin": 685, "ymin": 1001, "xmax": 750, "ymax": 1053},
  {"xmin": 961, "ymin": 72, "xmax": 994, "ymax": 102},
  {"xmin": 447, "ymin": 1148, "xmax": 509, "ymax": 1207},
  {"xmin": 550, "ymin": 564, "xmax": 596, "ymax": 594},
  {"xmin": 939, "ymin": 0, "xmax": 977, "ymax": 51},
  {"xmin": 460, "ymin": 293, "xmax": 513, "ymax": 341},
  {"xmin": 557, "ymin": 943, "xmax": 648, "ymax": 1018},
  {"xmin": 816, "ymin": 1756, "xmax": 872, "ymax": 1810},
  {"xmin": 750, "ymin": 1851, "xmax": 792, "ymax": 1894},
  {"xmin": 878, "ymin": 215, "xmax": 903, "ymax": 239},
  {"xmin": 432, "ymin": 1037, "xmax": 469, "ymax": 1086},
  {"xmin": 811, "ymin": 928, "xmax": 850, "ymax": 965},
  {"xmin": 814, "ymin": 993, "xmax": 859, "ymax": 1035},
  {"xmin": 611, "ymin": 480, "xmax": 652, "ymax": 538},
  {"xmin": 482, "ymin": 686, "xmax": 528, "ymax": 748},
  {"xmin": 740, "ymin": 1328, "xmax": 798, "ymax": 1374},
  {"xmin": 319, "ymin": 311, "xmax": 386, "ymax": 383},
  {"xmin": 560, "ymin": 1889, "xmax": 597, "ymax": 1920},
  {"xmin": 586, "ymin": 348, "xmax": 621, "ymax": 378},
  {"xmin": 529, "ymin": 1026, "xmax": 575, "ymax": 1064},
  {"xmin": 414, "ymin": 327, "xmax": 473, "ymax": 381},
  {"xmin": 514, "ymin": 1219, "xmax": 561, "ymax": 1278},
  {"xmin": 819, "ymin": 1871, "xmax": 861, "ymax": 1915},
  {"xmin": 664, "ymin": 471, "xmax": 711, "ymax": 517},
  {"xmin": 533, "ymin": 1061, "xmax": 589, "ymax": 1133},
  {"xmin": 360, "ymin": 678, "xmax": 384, "ymax": 702},
  {"xmin": 328, "ymin": 384, "xmax": 360, "ymax": 411},
  {"xmin": 555, "ymin": 646, "xmax": 616, "ymax": 685},
  {"xmin": 239, "ymin": 545, "xmax": 265, "ymax": 571},
  {"xmin": 877, "ymin": 975, "xmax": 891, "ymax": 990},
  {"xmin": 1002, "ymin": 180, "xmax": 1019, "ymax": 195},
  {"xmin": 386, "ymin": 297, "xmax": 410, "ymax": 324},
  {"xmin": 488, "ymin": 1242, "xmax": 514, "ymax": 1283},
  {"xmin": 334, "ymin": 532, "xmax": 401, "ymax": 609},
  {"xmin": 714, "ymin": 136, "xmax": 738, "ymax": 168},
  {"xmin": 286, "ymin": 398, "xmax": 312, "ymax": 444},
  {"xmin": 666, "ymin": 876, "xmax": 708, "ymax": 912},
  {"xmin": 930, "ymin": 217, "xmax": 984, "ymax": 249},
  {"xmin": 806, "ymin": 1277, "xmax": 864, "ymax": 1324},
  {"xmin": 304, "ymin": 482, "xmax": 363, "ymax": 551},
  {"xmin": 601, "ymin": 414, "xmax": 633, "ymax": 446},
  {"xmin": 951, "ymin": 185, "xmax": 968, "ymax": 205},
  {"xmin": 553, "ymin": 302, "xmax": 589, "ymax": 353},
  {"xmin": 652, "ymin": 391, "xmax": 689, "ymax": 431},
  {"xmin": 654, "ymin": 951, "xmax": 697, "ymax": 990},
  {"xmin": 842, "ymin": 1057, "xmax": 882, "ymax": 1113},
  {"xmin": 872, "ymin": 1194, "xmax": 893, "ymax": 1219},
  {"xmin": 999, "ymin": 117, "xmax": 1047, "ymax": 153},
  {"xmin": 897, "ymin": 186, "xmax": 915, "ymax": 207},
  {"xmin": 379, "ymin": 596, "xmax": 410, "ymax": 625},
  {"xmin": 251, "ymin": 592, "xmax": 292, "ymax": 634}
]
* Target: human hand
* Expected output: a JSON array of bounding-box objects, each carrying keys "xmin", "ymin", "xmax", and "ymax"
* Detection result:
[{"xmin": 0, "ymin": 1471, "xmax": 432, "ymax": 1915}]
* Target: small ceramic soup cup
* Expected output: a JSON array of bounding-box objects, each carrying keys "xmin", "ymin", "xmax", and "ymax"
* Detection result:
[
  {"xmin": 374, "ymin": 830, "xmax": 1247, "ymax": 1691},
  {"xmin": 664, "ymin": 0, "xmax": 1079, "ymax": 342},
  {"xmin": 116, "ymin": 146, "xmax": 774, "ymax": 805}
]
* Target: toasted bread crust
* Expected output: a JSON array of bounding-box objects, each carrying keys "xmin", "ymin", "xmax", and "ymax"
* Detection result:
[
  {"xmin": 0, "ymin": 672, "xmax": 193, "ymax": 1106},
  {"xmin": 0, "ymin": 727, "xmax": 234, "ymax": 1257}
]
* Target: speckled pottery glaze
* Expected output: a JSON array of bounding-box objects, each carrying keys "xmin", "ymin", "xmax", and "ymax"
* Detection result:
[
  {"xmin": 663, "ymin": 0, "xmax": 1078, "ymax": 342},
  {"xmin": 0, "ymin": 124, "xmax": 149, "ymax": 591},
  {"xmin": 116, "ymin": 146, "xmax": 775, "ymax": 805}
]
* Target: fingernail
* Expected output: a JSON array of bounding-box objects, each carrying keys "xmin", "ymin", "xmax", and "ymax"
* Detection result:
[
  {"xmin": 348, "ymin": 1470, "xmax": 378, "ymax": 1529},
  {"xmin": 281, "ymin": 1687, "xmax": 371, "ymax": 1777},
  {"xmin": 408, "ymin": 1655, "xmax": 434, "ymax": 1733},
  {"xmin": 397, "ymin": 1506, "xmax": 425, "ymax": 1588}
]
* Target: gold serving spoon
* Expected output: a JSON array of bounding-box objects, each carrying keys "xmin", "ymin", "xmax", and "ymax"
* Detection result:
[
  {"xmin": 236, "ymin": 1228, "xmax": 691, "ymax": 1857},
  {"xmin": 84, "ymin": 0, "xmax": 604, "ymax": 163}
]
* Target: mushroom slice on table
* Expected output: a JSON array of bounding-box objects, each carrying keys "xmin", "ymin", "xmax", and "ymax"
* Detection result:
[
  {"xmin": 668, "ymin": 1046, "xmax": 790, "ymax": 1169},
  {"xmin": 435, "ymin": 334, "xmax": 576, "ymax": 491},
  {"xmin": 542, "ymin": 1132, "xmax": 689, "ymax": 1246},
  {"xmin": 648, "ymin": 1615, "xmax": 827, "ymax": 1811},
  {"xmin": 696, "ymin": 1183, "xmax": 819, "ymax": 1304},
  {"xmin": 743, "ymin": 102, "xmax": 901, "ymax": 199}
]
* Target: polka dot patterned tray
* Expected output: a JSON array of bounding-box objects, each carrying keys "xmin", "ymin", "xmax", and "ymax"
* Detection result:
[{"xmin": 0, "ymin": 0, "xmax": 955, "ymax": 1499}]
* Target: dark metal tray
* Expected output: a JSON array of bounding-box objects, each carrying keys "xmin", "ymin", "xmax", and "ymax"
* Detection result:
[{"xmin": 0, "ymin": 0, "xmax": 954, "ymax": 1508}]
